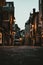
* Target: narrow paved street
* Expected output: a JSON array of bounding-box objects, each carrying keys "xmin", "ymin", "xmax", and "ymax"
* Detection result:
[{"xmin": 0, "ymin": 46, "xmax": 43, "ymax": 65}]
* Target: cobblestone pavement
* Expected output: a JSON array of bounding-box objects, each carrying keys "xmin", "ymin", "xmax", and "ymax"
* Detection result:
[{"xmin": 0, "ymin": 46, "xmax": 43, "ymax": 65}]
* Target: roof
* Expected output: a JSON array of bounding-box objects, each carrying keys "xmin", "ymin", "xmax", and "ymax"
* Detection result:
[{"xmin": 25, "ymin": 11, "xmax": 39, "ymax": 25}]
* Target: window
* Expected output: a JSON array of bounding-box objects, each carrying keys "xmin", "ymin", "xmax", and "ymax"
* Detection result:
[
  {"xmin": 10, "ymin": 4, "xmax": 12, "ymax": 7},
  {"xmin": 40, "ymin": 0, "xmax": 41, "ymax": 4},
  {"xmin": 6, "ymin": 3, "xmax": 9, "ymax": 7},
  {"xmin": 3, "ymin": 11, "xmax": 9, "ymax": 20}
]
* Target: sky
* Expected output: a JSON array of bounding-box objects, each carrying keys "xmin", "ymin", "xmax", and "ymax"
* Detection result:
[{"xmin": 6, "ymin": 0, "xmax": 38, "ymax": 30}]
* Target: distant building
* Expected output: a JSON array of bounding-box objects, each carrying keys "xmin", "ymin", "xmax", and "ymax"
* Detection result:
[
  {"xmin": 20, "ymin": 30, "xmax": 25, "ymax": 45},
  {"xmin": 13, "ymin": 24, "xmax": 20, "ymax": 37}
]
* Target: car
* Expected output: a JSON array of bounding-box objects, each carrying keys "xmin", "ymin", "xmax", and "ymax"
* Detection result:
[{"xmin": 14, "ymin": 37, "xmax": 23, "ymax": 46}]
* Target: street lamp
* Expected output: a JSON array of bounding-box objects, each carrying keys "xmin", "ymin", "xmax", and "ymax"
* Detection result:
[{"xmin": 32, "ymin": 25, "xmax": 34, "ymax": 28}]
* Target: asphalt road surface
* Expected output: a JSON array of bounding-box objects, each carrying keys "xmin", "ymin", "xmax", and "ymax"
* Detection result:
[{"xmin": 0, "ymin": 46, "xmax": 43, "ymax": 65}]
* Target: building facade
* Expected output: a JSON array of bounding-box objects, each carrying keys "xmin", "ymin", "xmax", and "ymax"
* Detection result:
[
  {"xmin": 0, "ymin": 0, "xmax": 15, "ymax": 45},
  {"xmin": 25, "ymin": 9, "xmax": 41, "ymax": 46},
  {"xmin": 39, "ymin": 0, "xmax": 43, "ymax": 45}
]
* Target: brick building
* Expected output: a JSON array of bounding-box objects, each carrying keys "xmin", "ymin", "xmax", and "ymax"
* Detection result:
[
  {"xmin": 0, "ymin": 0, "xmax": 15, "ymax": 45},
  {"xmin": 39, "ymin": 0, "xmax": 43, "ymax": 45},
  {"xmin": 25, "ymin": 9, "xmax": 41, "ymax": 46}
]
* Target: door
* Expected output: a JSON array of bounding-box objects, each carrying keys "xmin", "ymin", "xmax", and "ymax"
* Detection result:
[{"xmin": 0, "ymin": 32, "xmax": 2, "ymax": 44}]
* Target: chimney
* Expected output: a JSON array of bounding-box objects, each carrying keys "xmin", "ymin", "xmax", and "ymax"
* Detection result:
[{"xmin": 33, "ymin": 8, "xmax": 35, "ymax": 14}]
